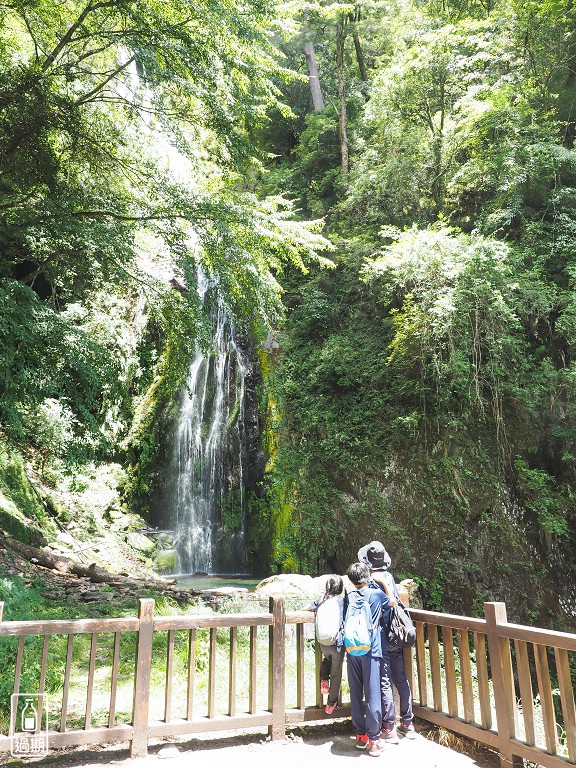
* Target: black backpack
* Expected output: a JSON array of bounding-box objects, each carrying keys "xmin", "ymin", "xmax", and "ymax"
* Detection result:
[
  {"xmin": 368, "ymin": 575, "xmax": 416, "ymax": 648},
  {"xmin": 386, "ymin": 600, "xmax": 416, "ymax": 648}
]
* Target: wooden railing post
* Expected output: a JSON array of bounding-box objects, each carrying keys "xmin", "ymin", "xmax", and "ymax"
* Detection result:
[
  {"xmin": 484, "ymin": 602, "xmax": 522, "ymax": 768},
  {"xmin": 131, "ymin": 598, "xmax": 154, "ymax": 758},
  {"xmin": 268, "ymin": 596, "xmax": 286, "ymax": 740}
]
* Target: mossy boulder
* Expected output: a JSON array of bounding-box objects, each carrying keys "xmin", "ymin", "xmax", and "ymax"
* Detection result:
[
  {"xmin": 153, "ymin": 549, "xmax": 180, "ymax": 574},
  {"xmin": 0, "ymin": 489, "xmax": 47, "ymax": 547},
  {"xmin": 255, "ymin": 573, "xmax": 319, "ymax": 599},
  {"xmin": 126, "ymin": 531, "xmax": 156, "ymax": 554},
  {"xmin": 0, "ymin": 446, "xmax": 54, "ymax": 544}
]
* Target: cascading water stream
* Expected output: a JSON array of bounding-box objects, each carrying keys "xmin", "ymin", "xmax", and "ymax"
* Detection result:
[
  {"xmin": 120, "ymin": 61, "xmax": 252, "ymax": 575},
  {"xmin": 171, "ymin": 271, "xmax": 249, "ymax": 575}
]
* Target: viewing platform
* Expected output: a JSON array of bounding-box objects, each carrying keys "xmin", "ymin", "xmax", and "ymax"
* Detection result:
[
  {"xmin": 27, "ymin": 721, "xmax": 498, "ymax": 768},
  {"xmin": 0, "ymin": 598, "xmax": 574, "ymax": 768}
]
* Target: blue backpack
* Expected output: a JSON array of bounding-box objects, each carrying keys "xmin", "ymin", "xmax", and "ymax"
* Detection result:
[{"xmin": 343, "ymin": 590, "xmax": 374, "ymax": 656}]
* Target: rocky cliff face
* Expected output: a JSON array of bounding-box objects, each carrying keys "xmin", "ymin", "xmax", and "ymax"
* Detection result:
[
  {"xmin": 148, "ymin": 327, "xmax": 266, "ymax": 575},
  {"xmin": 321, "ymin": 460, "xmax": 576, "ymax": 629}
]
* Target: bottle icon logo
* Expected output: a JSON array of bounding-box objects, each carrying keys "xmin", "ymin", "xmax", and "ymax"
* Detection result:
[
  {"xmin": 11, "ymin": 694, "xmax": 49, "ymax": 757},
  {"xmin": 21, "ymin": 699, "xmax": 37, "ymax": 732}
]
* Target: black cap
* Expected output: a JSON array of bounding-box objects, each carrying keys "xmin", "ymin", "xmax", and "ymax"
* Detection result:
[{"xmin": 357, "ymin": 540, "xmax": 391, "ymax": 571}]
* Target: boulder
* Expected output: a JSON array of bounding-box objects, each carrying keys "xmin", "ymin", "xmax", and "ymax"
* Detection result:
[
  {"xmin": 153, "ymin": 549, "xmax": 180, "ymax": 574},
  {"xmin": 254, "ymin": 572, "xmax": 422, "ymax": 608},
  {"xmin": 55, "ymin": 531, "xmax": 77, "ymax": 547},
  {"xmin": 399, "ymin": 578, "xmax": 422, "ymax": 609},
  {"xmin": 108, "ymin": 512, "xmax": 134, "ymax": 532},
  {"xmin": 126, "ymin": 531, "xmax": 156, "ymax": 554},
  {"xmin": 255, "ymin": 573, "xmax": 321, "ymax": 599},
  {"xmin": 157, "ymin": 533, "xmax": 174, "ymax": 549},
  {"xmin": 256, "ymin": 572, "xmax": 356, "ymax": 600}
]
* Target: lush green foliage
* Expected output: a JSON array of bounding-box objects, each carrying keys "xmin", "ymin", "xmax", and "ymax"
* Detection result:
[
  {"xmin": 0, "ymin": 445, "xmax": 54, "ymax": 544},
  {"xmin": 259, "ymin": 0, "xmax": 576, "ymax": 623},
  {"xmin": 2, "ymin": 0, "xmax": 576, "ymax": 627},
  {"xmin": 0, "ymin": 0, "xmax": 331, "ymax": 509}
]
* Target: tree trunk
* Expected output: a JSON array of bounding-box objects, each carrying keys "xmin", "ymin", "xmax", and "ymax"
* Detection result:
[
  {"xmin": 563, "ymin": 27, "xmax": 576, "ymax": 145},
  {"xmin": 336, "ymin": 20, "xmax": 349, "ymax": 172},
  {"xmin": 352, "ymin": 32, "xmax": 367, "ymax": 81},
  {"xmin": 304, "ymin": 41, "xmax": 325, "ymax": 111}
]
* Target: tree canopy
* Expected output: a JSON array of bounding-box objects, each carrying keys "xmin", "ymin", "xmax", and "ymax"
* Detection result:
[
  {"xmin": 256, "ymin": 0, "xmax": 576, "ymax": 621},
  {"xmin": 0, "ymin": 0, "xmax": 331, "ymax": 449}
]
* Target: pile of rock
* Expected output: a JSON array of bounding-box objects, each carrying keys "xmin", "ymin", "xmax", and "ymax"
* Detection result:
[{"xmin": 0, "ymin": 529, "xmax": 201, "ymax": 607}]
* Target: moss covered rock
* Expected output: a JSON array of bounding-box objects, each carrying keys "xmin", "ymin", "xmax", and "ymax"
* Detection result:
[{"xmin": 153, "ymin": 549, "xmax": 180, "ymax": 574}]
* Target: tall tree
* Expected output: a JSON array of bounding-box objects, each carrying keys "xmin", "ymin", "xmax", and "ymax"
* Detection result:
[
  {"xmin": 0, "ymin": 0, "xmax": 333, "ymax": 446},
  {"xmin": 304, "ymin": 41, "xmax": 325, "ymax": 110},
  {"xmin": 335, "ymin": 15, "xmax": 350, "ymax": 172},
  {"xmin": 349, "ymin": 4, "xmax": 367, "ymax": 82},
  {"xmin": 0, "ymin": 0, "xmax": 331, "ymax": 316}
]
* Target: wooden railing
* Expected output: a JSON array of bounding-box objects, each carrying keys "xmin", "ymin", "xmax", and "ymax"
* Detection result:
[
  {"xmin": 1, "ymin": 598, "xmax": 576, "ymax": 768},
  {"xmin": 409, "ymin": 602, "xmax": 576, "ymax": 768},
  {"xmin": 0, "ymin": 598, "xmax": 347, "ymax": 758}
]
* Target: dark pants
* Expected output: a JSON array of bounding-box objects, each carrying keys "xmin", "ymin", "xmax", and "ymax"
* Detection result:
[
  {"xmin": 319, "ymin": 642, "xmax": 344, "ymax": 705},
  {"xmin": 347, "ymin": 653, "xmax": 382, "ymax": 741},
  {"xmin": 381, "ymin": 642, "xmax": 414, "ymax": 729}
]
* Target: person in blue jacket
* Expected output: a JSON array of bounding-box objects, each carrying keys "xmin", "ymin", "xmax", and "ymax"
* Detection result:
[
  {"xmin": 345, "ymin": 562, "xmax": 392, "ymax": 757},
  {"xmin": 358, "ymin": 540, "xmax": 416, "ymax": 741}
]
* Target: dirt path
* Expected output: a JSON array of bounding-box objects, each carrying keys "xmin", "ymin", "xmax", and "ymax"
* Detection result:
[{"xmin": 10, "ymin": 722, "xmax": 500, "ymax": 768}]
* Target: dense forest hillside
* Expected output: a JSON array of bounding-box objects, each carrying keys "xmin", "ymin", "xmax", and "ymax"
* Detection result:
[
  {"xmin": 0, "ymin": 0, "xmax": 329, "ymax": 582},
  {"xmin": 1, "ymin": 0, "xmax": 576, "ymax": 627},
  {"xmin": 260, "ymin": 0, "xmax": 576, "ymax": 626}
]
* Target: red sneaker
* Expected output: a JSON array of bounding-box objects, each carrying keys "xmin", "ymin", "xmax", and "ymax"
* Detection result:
[
  {"xmin": 356, "ymin": 733, "xmax": 369, "ymax": 750},
  {"xmin": 320, "ymin": 680, "xmax": 329, "ymax": 695},
  {"xmin": 325, "ymin": 702, "xmax": 337, "ymax": 715}
]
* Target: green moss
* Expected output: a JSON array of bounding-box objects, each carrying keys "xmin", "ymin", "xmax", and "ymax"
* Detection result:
[
  {"xmin": 0, "ymin": 504, "xmax": 45, "ymax": 546},
  {"xmin": 153, "ymin": 549, "xmax": 180, "ymax": 573},
  {"xmin": 0, "ymin": 448, "xmax": 42, "ymax": 520},
  {"xmin": 220, "ymin": 489, "xmax": 243, "ymax": 533},
  {"xmin": 0, "ymin": 445, "xmax": 53, "ymax": 544},
  {"xmin": 126, "ymin": 332, "xmax": 194, "ymax": 516}
]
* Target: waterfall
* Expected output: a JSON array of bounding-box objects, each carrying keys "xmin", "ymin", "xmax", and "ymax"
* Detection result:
[
  {"xmin": 171, "ymin": 271, "xmax": 249, "ymax": 575},
  {"xmin": 119, "ymin": 61, "xmax": 252, "ymax": 574}
]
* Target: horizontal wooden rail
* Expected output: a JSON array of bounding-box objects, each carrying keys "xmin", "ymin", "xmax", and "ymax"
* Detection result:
[
  {"xmin": 498, "ymin": 621, "xmax": 576, "ymax": 652},
  {"xmin": 412, "ymin": 705, "xmax": 500, "ymax": 749},
  {"xmin": 0, "ymin": 724, "xmax": 135, "ymax": 751},
  {"xmin": 285, "ymin": 611, "xmax": 314, "ymax": 624},
  {"xmin": 154, "ymin": 613, "xmax": 274, "ymax": 630},
  {"xmin": 410, "ymin": 608, "xmax": 486, "ymax": 632},
  {"xmin": 0, "ymin": 617, "xmax": 139, "ymax": 636},
  {"xmin": 148, "ymin": 713, "xmax": 274, "ymax": 736}
]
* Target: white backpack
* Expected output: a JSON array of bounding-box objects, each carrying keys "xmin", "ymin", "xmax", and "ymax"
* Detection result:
[{"xmin": 315, "ymin": 597, "xmax": 342, "ymax": 644}]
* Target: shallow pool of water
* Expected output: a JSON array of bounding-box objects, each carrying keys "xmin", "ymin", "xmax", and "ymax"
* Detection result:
[{"xmin": 175, "ymin": 574, "xmax": 261, "ymax": 591}]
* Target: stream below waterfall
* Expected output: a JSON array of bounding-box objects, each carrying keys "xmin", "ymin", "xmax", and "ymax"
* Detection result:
[{"xmin": 175, "ymin": 574, "xmax": 261, "ymax": 591}]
